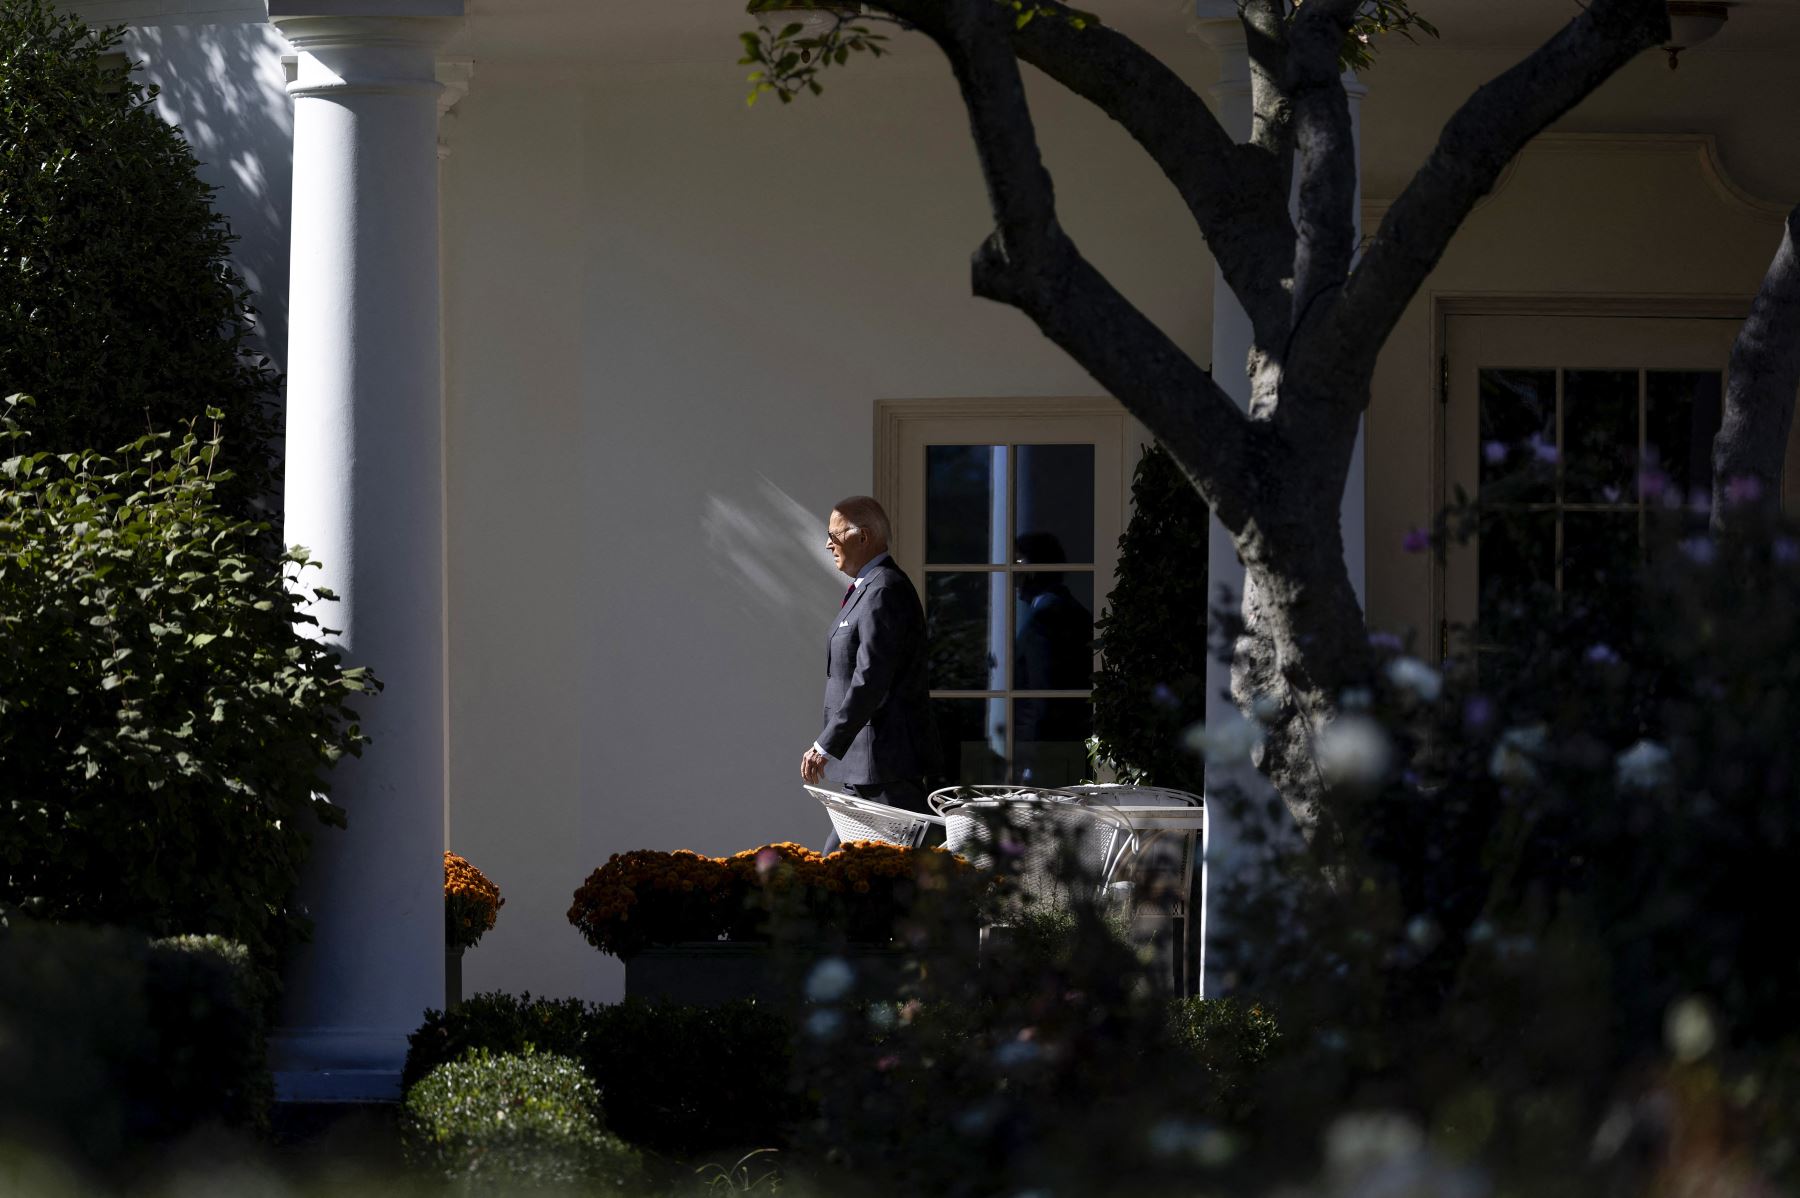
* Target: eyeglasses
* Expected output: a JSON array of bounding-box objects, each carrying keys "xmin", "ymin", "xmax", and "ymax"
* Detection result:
[{"xmin": 826, "ymin": 526, "xmax": 863, "ymax": 547}]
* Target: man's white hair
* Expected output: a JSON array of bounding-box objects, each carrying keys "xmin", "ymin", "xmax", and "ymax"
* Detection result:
[{"xmin": 832, "ymin": 495, "xmax": 891, "ymax": 546}]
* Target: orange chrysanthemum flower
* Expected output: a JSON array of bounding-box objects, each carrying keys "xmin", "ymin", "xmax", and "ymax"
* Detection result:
[{"xmin": 445, "ymin": 851, "xmax": 504, "ymax": 951}]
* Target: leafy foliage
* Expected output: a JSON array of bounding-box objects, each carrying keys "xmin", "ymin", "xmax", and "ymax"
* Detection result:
[
  {"xmin": 404, "ymin": 992, "xmax": 593, "ymax": 1091},
  {"xmin": 0, "ymin": 0, "xmax": 280, "ymax": 519},
  {"xmin": 793, "ymin": 860, "xmax": 1283, "ymax": 1198},
  {"xmin": 0, "ymin": 921, "xmax": 269, "ymax": 1175},
  {"xmin": 739, "ymin": 0, "xmax": 893, "ymax": 106},
  {"xmin": 1199, "ymin": 487, "xmax": 1800, "ymax": 1191},
  {"xmin": 1090, "ymin": 444, "xmax": 1210, "ymax": 791},
  {"xmin": 401, "ymin": 1048, "xmax": 643, "ymax": 1194},
  {"xmin": 1336, "ymin": 0, "xmax": 1438, "ymax": 72},
  {"xmin": 738, "ymin": 0, "xmax": 1437, "ymax": 106},
  {"xmin": 405, "ymin": 993, "xmax": 801, "ymax": 1157},
  {"xmin": 0, "ymin": 402, "xmax": 375, "ymax": 963}
]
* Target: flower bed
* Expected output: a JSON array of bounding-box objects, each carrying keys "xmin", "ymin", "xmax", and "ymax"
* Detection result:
[{"xmin": 566, "ymin": 841, "xmax": 979, "ymax": 959}]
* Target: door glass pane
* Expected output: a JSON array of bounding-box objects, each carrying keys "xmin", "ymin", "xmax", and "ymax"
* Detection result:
[
  {"xmin": 1479, "ymin": 369, "xmax": 1556, "ymax": 503},
  {"xmin": 1013, "ymin": 444, "xmax": 1095, "ymax": 564},
  {"xmin": 927, "ymin": 445, "xmax": 1006, "ymax": 564},
  {"xmin": 1012, "ymin": 570, "xmax": 1095, "ymax": 690},
  {"xmin": 933, "ymin": 697, "xmax": 1007, "ymax": 786},
  {"xmin": 1013, "ymin": 699, "xmax": 1093, "ymax": 787},
  {"xmin": 1478, "ymin": 511, "xmax": 1555, "ymax": 639},
  {"xmin": 925, "ymin": 572, "xmax": 1005, "ymax": 691},
  {"xmin": 1564, "ymin": 369, "xmax": 1637, "ymax": 503},
  {"xmin": 1562, "ymin": 512, "xmax": 1638, "ymax": 617},
  {"xmin": 1646, "ymin": 370, "xmax": 1723, "ymax": 502}
]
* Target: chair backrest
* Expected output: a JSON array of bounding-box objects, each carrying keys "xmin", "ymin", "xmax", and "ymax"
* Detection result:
[
  {"xmin": 804, "ymin": 785, "xmax": 936, "ymax": 849},
  {"xmin": 934, "ymin": 794, "xmax": 1134, "ymax": 912}
]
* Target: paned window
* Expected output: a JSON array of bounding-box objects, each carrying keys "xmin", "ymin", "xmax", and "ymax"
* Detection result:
[
  {"xmin": 1443, "ymin": 313, "xmax": 1750, "ymax": 658},
  {"xmin": 878, "ymin": 400, "xmax": 1132, "ymax": 787}
]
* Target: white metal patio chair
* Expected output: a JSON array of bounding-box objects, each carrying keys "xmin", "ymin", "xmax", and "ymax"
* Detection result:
[
  {"xmin": 929, "ymin": 788, "xmax": 1137, "ymax": 910},
  {"xmin": 804, "ymin": 785, "xmax": 945, "ymax": 850},
  {"xmin": 1061, "ymin": 783, "xmax": 1206, "ymax": 994}
]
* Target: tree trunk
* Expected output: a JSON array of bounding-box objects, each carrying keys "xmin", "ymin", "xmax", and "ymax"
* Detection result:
[
  {"xmin": 1714, "ymin": 206, "xmax": 1800, "ymax": 531},
  {"xmin": 1229, "ymin": 469, "xmax": 1372, "ymax": 833}
]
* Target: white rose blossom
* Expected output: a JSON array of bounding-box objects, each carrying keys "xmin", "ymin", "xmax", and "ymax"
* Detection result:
[
  {"xmin": 1615, "ymin": 739, "xmax": 1673, "ymax": 791},
  {"xmin": 1314, "ymin": 714, "xmax": 1394, "ymax": 789},
  {"xmin": 1184, "ymin": 708, "xmax": 1266, "ymax": 765},
  {"xmin": 1384, "ymin": 655, "xmax": 1443, "ymax": 703},
  {"xmin": 1489, "ymin": 725, "xmax": 1547, "ymax": 786}
]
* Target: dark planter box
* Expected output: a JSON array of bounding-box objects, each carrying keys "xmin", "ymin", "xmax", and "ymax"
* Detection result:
[{"xmin": 624, "ymin": 941, "xmax": 906, "ymax": 1006}]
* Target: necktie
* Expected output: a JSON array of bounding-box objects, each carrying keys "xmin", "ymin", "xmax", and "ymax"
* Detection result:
[{"xmin": 841, "ymin": 582, "xmax": 856, "ymax": 608}]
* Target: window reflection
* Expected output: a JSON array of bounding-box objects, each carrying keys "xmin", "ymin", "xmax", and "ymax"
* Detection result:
[
  {"xmin": 1014, "ymin": 445, "xmax": 1094, "ymax": 563},
  {"xmin": 1012, "ymin": 532, "xmax": 1093, "ymax": 691},
  {"xmin": 926, "ymin": 444, "xmax": 1007, "ymax": 565}
]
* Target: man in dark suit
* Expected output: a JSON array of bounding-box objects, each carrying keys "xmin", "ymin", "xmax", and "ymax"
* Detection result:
[{"xmin": 801, "ymin": 496, "xmax": 938, "ymax": 850}]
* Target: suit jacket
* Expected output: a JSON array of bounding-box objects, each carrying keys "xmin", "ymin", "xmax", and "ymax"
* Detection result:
[{"xmin": 819, "ymin": 558, "xmax": 939, "ymax": 785}]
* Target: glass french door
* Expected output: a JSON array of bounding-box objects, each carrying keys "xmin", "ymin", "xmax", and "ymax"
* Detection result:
[
  {"xmin": 885, "ymin": 403, "xmax": 1129, "ymax": 788},
  {"xmin": 1443, "ymin": 314, "xmax": 1743, "ymax": 657}
]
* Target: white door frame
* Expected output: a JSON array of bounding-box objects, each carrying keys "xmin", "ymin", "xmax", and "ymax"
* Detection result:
[{"xmin": 1428, "ymin": 293, "xmax": 1769, "ymax": 660}]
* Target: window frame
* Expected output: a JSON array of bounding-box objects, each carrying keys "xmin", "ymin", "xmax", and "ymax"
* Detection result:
[
  {"xmin": 875, "ymin": 397, "xmax": 1141, "ymax": 784},
  {"xmin": 1425, "ymin": 293, "xmax": 1792, "ymax": 658}
]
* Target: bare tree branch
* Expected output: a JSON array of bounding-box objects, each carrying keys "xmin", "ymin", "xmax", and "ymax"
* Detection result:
[
  {"xmin": 983, "ymin": 0, "xmax": 1297, "ymax": 345},
  {"xmin": 1714, "ymin": 205, "xmax": 1800, "ymax": 530},
  {"xmin": 1285, "ymin": 0, "xmax": 1358, "ymax": 348},
  {"xmin": 1241, "ymin": 0, "xmax": 1293, "ymax": 175},
  {"xmin": 1338, "ymin": 0, "xmax": 1670, "ymax": 368},
  {"xmin": 875, "ymin": 0, "xmax": 1261, "ymax": 530}
]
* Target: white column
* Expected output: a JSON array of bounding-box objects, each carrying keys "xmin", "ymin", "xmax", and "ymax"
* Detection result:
[
  {"xmin": 269, "ymin": 0, "xmax": 461, "ymax": 1101},
  {"xmin": 1190, "ymin": 7, "xmax": 1367, "ymax": 998}
]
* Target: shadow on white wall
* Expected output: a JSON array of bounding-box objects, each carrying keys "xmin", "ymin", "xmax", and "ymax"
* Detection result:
[
  {"xmin": 703, "ymin": 475, "xmax": 846, "ymax": 649},
  {"xmin": 125, "ymin": 22, "xmax": 293, "ymax": 375}
]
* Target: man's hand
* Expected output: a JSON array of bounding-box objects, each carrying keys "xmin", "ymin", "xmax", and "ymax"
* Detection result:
[{"xmin": 800, "ymin": 746, "xmax": 829, "ymax": 785}]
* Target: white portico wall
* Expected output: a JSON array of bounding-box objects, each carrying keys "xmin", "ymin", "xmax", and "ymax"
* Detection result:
[
  {"xmin": 1190, "ymin": 5, "xmax": 1367, "ymax": 998},
  {"xmin": 267, "ymin": 0, "xmax": 461, "ymax": 1101}
]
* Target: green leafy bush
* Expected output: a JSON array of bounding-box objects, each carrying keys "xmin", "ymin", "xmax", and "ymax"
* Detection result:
[
  {"xmin": 0, "ymin": 921, "xmax": 268, "ymax": 1172},
  {"xmin": 0, "ymin": 0, "xmax": 279, "ymax": 518},
  {"xmin": 401, "ymin": 1048, "xmax": 642, "ymax": 1194},
  {"xmin": 1091, "ymin": 443, "xmax": 1209, "ymax": 791},
  {"xmin": 140, "ymin": 935, "xmax": 273, "ymax": 1138},
  {"xmin": 403, "ymin": 992, "xmax": 591, "ymax": 1091},
  {"xmin": 1165, "ymin": 996, "xmax": 1280, "ymax": 1124},
  {"xmin": 406, "ymin": 993, "xmax": 801, "ymax": 1158},
  {"xmin": 582, "ymin": 999, "xmax": 799, "ymax": 1156},
  {"xmin": 0, "ymin": 409, "xmax": 375, "ymax": 962},
  {"xmin": 1199, "ymin": 487, "xmax": 1800, "ymax": 1191}
]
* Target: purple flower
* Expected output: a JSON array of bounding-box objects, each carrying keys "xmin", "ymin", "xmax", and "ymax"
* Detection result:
[
  {"xmin": 1483, "ymin": 441, "xmax": 1509, "ymax": 466},
  {"xmin": 1724, "ymin": 475, "xmax": 1764, "ymax": 507},
  {"xmin": 1527, "ymin": 433, "xmax": 1559, "ymax": 465},
  {"xmin": 1775, "ymin": 538, "xmax": 1799, "ymax": 565},
  {"xmin": 1688, "ymin": 488, "xmax": 1712, "ymax": 515},
  {"xmin": 1639, "ymin": 467, "xmax": 1669, "ymax": 501},
  {"xmin": 1149, "ymin": 682, "xmax": 1178, "ymax": 710},
  {"xmin": 1584, "ymin": 643, "xmax": 1620, "ymax": 666},
  {"xmin": 1601, "ymin": 485, "xmax": 1622, "ymax": 504},
  {"xmin": 1463, "ymin": 694, "xmax": 1495, "ymax": 731},
  {"xmin": 1402, "ymin": 527, "xmax": 1431, "ymax": 554},
  {"xmin": 1368, "ymin": 630, "xmax": 1404, "ymax": 653},
  {"xmin": 1679, "ymin": 535, "xmax": 1716, "ymax": 566}
]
